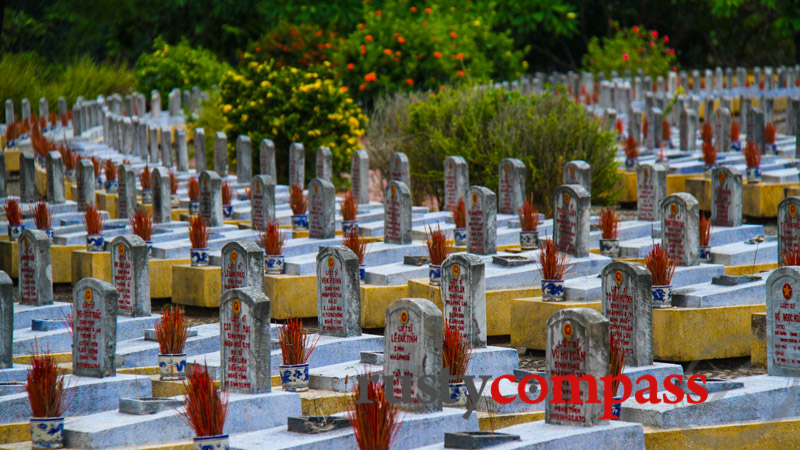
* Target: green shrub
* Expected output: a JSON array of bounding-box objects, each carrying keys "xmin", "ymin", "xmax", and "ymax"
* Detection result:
[
  {"xmin": 242, "ymin": 23, "xmax": 341, "ymax": 70},
  {"xmin": 0, "ymin": 52, "xmax": 45, "ymax": 122},
  {"xmin": 582, "ymin": 23, "xmax": 677, "ymax": 78},
  {"xmin": 219, "ymin": 60, "xmax": 367, "ymax": 185},
  {"xmin": 333, "ymin": 1, "xmax": 527, "ymax": 105},
  {"xmin": 365, "ymin": 86, "xmax": 620, "ymax": 215},
  {"xmin": 134, "ymin": 37, "xmax": 230, "ymax": 108}
]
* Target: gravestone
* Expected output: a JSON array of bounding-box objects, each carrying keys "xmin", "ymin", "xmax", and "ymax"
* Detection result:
[
  {"xmin": 563, "ymin": 160, "xmax": 592, "ymax": 194},
  {"xmin": 260, "ymin": 139, "xmax": 276, "ymax": 179},
  {"xmin": 150, "ymin": 91, "xmax": 161, "ymax": 119},
  {"xmin": 308, "ymin": 177, "xmax": 335, "ymax": 239},
  {"xmin": 390, "ymin": 152, "xmax": 411, "ymax": 189},
  {"xmin": 441, "ymin": 253, "xmax": 486, "ymax": 348},
  {"xmin": 72, "ymin": 278, "xmax": 118, "ymax": 378},
  {"xmin": 290, "ymin": 143, "xmax": 306, "ymax": 190},
  {"xmin": 0, "ymin": 148, "xmax": 5, "ymax": 198},
  {"xmin": 637, "ymin": 163, "xmax": 667, "ymax": 222},
  {"xmin": 20, "ymin": 153, "xmax": 36, "ymax": 203},
  {"xmin": 221, "ymin": 241, "xmax": 264, "ymax": 295},
  {"xmin": 18, "ymin": 230, "xmax": 52, "ymax": 306},
  {"xmin": 175, "ymin": 129, "xmax": 189, "ymax": 172},
  {"xmin": 131, "ymin": 117, "xmax": 140, "ymax": 155},
  {"xmin": 237, "ymin": 135, "xmax": 252, "ymax": 183},
  {"xmin": 46, "ymin": 151, "xmax": 65, "ymax": 204},
  {"xmin": 123, "ymin": 118, "xmax": 134, "ymax": 154},
  {"xmin": 152, "ymin": 167, "xmax": 171, "ymax": 224},
  {"xmin": 466, "ymin": 186, "xmax": 497, "ymax": 255},
  {"xmin": 199, "ymin": 171, "xmax": 223, "ymax": 227},
  {"xmin": 251, "ymin": 175, "xmax": 276, "ymax": 232},
  {"xmin": 39, "ymin": 98, "xmax": 48, "ymax": 123},
  {"xmin": 545, "ymin": 308, "xmax": 609, "ymax": 427},
  {"xmin": 148, "ymin": 127, "xmax": 160, "ymax": 163},
  {"xmin": 137, "ymin": 123, "xmax": 148, "ymax": 159},
  {"xmin": 194, "ymin": 128, "xmax": 206, "ymax": 172},
  {"xmin": 351, "ymin": 149, "xmax": 369, "ymax": 204},
  {"xmin": 111, "ymin": 235, "xmax": 150, "ymax": 317},
  {"xmin": 316, "ymin": 246, "xmax": 361, "ymax": 338},
  {"xmin": 117, "ymin": 164, "xmax": 137, "ymax": 220},
  {"xmin": 444, "ymin": 156, "xmax": 469, "ymax": 211},
  {"xmin": 220, "ymin": 287, "xmax": 272, "ymax": 394},
  {"xmin": 661, "ymin": 193, "xmax": 700, "ymax": 266},
  {"xmin": 601, "ymin": 262, "xmax": 653, "ymax": 367},
  {"xmin": 214, "ymin": 132, "xmax": 228, "ymax": 176},
  {"xmin": 4, "ymin": 99, "xmax": 13, "ymax": 126},
  {"xmin": 752, "ymin": 108, "xmax": 766, "ymax": 153},
  {"xmin": 740, "ymin": 97, "xmax": 751, "ymax": 139},
  {"xmin": 498, "ymin": 158, "xmax": 526, "ymax": 215},
  {"xmin": 21, "ymin": 98, "xmax": 30, "ymax": 122},
  {"xmin": 553, "ymin": 184, "xmax": 591, "ymax": 257},
  {"xmin": 72, "ymin": 105, "xmax": 82, "ymax": 136},
  {"xmin": 714, "ymin": 107, "xmax": 732, "ymax": 153},
  {"xmin": 763, "ymin": 97, "xmax": 775, "ymax": 125},
  {"xmin": 384, "ymin": 181, "xmax": 412, "ymax": 245},
  {"xmin": 316, "ymin": 147, "xmax": 332, "ymax": 181},
  {"xmin": 384, "ymin": 298, "xmax": 443, "ymax": 412},
  {"xmin": 711, "ymin": 166, "xmax": 743, "ymax": 227},
  {"xmin": 0, "ymin": 272, "xmax": 11, "ymax": 368},
  {"xmin": 769, "ymin": 267, "xmax": 799, "ymax": 379},
  {"xmin": 652, "ymin": 107, "xmax": 664, "ymax": 148},
  {"xmin": 160, "ymin": 127, "xmax": 173, "ymax": 167},
  {"xmin": 777, "ymin": 197, "xmax": 800, "ymax": 263},
  {"xmin": 168, "ymin": 89, "xmax": 180, "ymax": 116},
  {"xmin": 76, "ymin": 159, "xmax": 95, "ymax": 212}
]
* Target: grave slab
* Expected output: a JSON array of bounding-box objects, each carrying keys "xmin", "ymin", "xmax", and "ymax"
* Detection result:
[
  {"xmin": 619, "ymin": 224, "xmax": 764, "ymax": 258},
  {"xmin": 711, "ymin": 240, "xmax": 778, "ymax": 265},
  {"xmin": 115, "ymin": 323, "xmax": 220, "ymax": 368},
  {"xmin": 673, "ymin": 272, "xmax": 771, "ymax": 307}
]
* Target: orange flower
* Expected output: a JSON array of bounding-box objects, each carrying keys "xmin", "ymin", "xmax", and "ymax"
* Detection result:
[
  {"xmin": 458, "ymin": 70, "xmax": 465, "ymax": 77},
  {"xmin": 410, "ymin": 6, "xmax": 418, "ymax": 12},
  {"xmin": 365, "ymin": 35, "xmax": 373, "ymax": 42},
  {"xmin": 360, "ymin": 45, "xmax": 367, "ymax": 55},
  {"xmin": 384, "ymin": 48, "xmax": 392, "ymax": 55},
  {"xmin": 397, "ymin": 36, "xmax": 405, "ymax": 44},
  {"xmin": 395, "ymin": 51, "xmax": 402, "ymax": 56},
  {"xmin": 324, "ymin": 43, "xmax": 331, "ymax": 48},
  {"xmin": 433, "ymin": 51, "xmax": 442, "ymax": 59},
  {"xmin": 347, "ymin": 63, "xmax": 355, "ymax": 70},
  {"xmin": 422, "ymin": 21, "xmax": 428, "ymax": 27},
  {"xmin": 456, "ymin": 52, "xmax": 464, "ymax": 60},
  {"xmin": 440, "ymin": 85, "xmax": 446, "ymax": 91},
  {"xmin": 358, "ymin": 23, "xmax": 365, "ymax": 29},
  {"xmin": 449, "ymin": 32, "xmax": 457, "ymax": 39},
  {"xmin": 364, "ymin": 72, "xmax": 377, "ymax": 82},
  {"xmin": 406, "ymin": 78, "xmax": 414, "ymax": 86},
  {"xmin": 425, "ymin": 7, "xmax": 432, "ymax": 13},
  {"xmin": 375, "ymin": 10, "xmax": 382, "ymax": 15},
  {"xmin": 340, "ymin": 86, "xmax": 349, "ymax": 92},
  {"xmin": 359, "ymin": 83, "xmax": 367, "ymax": 91}
]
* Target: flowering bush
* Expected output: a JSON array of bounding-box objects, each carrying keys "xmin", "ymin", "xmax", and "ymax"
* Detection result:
[
  {"xmin": 582, "ymin": 23, "xmax": 677, "ymax": 77},
  {"xmin": 334, "ymin": 1, "xmax": 526, "ymax": 105},
  {"xmin": 218, "ymin": 60, "xmax": 367, "ymax": 184},
  {"xmin": 242, "ymin": 22, "xmax": 341, "ymax": 70},
  {"xmin": 135, "ymin": 37, "xmax": 230, "ymax": 108}
]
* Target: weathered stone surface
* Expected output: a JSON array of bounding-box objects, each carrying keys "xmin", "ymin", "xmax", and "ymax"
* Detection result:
[
  {"xmin": 214, "ymin": 131, "xmax": 228, "ymax": 176},
  {"xmin": 766, "ymin": 267, "xmax": 800, "ymax": 377},
  {"xmin": 117, "ymin": 164, "xmax": 137, "ymax": 220},
  {"xmin": 466, "ymin": 186, "xmax": 497, "ymax": 255},
  {"xmin": 554, "ymin": 184, "xmax": 591, "ymax": 257},
  {"xmin": 390, "ymin": 152, "xmax": 411, "ymax": 188},
  {"xmin": 384, "ymin": 181, "xmax": 412, "ymax": 245},
  {"xmin": 711, "ymin": 166, "xmax": 743, "ymax": 227},
  {"xmin": 175, "ymin": 129, "xmax": 189, "ymax": 172},
  {"xmin": 637, "ymin": 163, "xmax": 666, "ymax": 222},
  {"xmin": 72, "ymin": 278, "xmax": 118, "ymax": 378},
  {"xmin": 18, "ymin": 229, "xmax": 53, "ymax": 306},
  {"xmin": 220, "ymin": 287, "xmax": 272, "ymax": 394},
  {"xmin": 661, "ymin": 193, "xmax": 700, "ymax": 266},
  {"xmin": 199, "ymin": 170, "xmax": 223, "ymax": 227},
  {"xmin": 152, "ymin": 167, "xmax": 171, "ymax": 224},
  {"xmin": 20, "ymin": 153, "xmax": 36, "ymax": 203},
  {"xmin": 0, "ymin": 271, "xmax": 12, "ymax": 368},
  {"xmin": 237, "ymin": 135, "xmax": 252, "ymax": 183},
  {"xmin": 316, "ymin": 146, "xmax": 332, "ymax": 181},
  {"xmin": 563, "ymin": 161, "xmax": 591, "ymax": 194},
  {"xmin": 308, "ymin": 178, "xmax": 335, "ymax": 239},
  {"xmin": 441, "ymin": 253, "xmax": 486, "ymax": 348},
  {"xmin": 601, "ymin": 261, "xmax": 653, "ymax": 367},
  {"xmin": 498, "ymin": 158, "xmax": 526, "ymax": 215},
  {"xmin": 778, "ymin": 196, "xmax": 800, "ymax": 262},
  {"xmin": 316, "ymin": 246, "xmax": 361, "ymax": 338},
  {"xmin": 221, "ymin": 240, "xmax": 264, "ymax": 294},
  {"xmin": 46, "ymin": 151, "xmax": 65, "ymax": 204},
  {"xmin": 193, "ymin": 128, "xmax": 206, "ymax": 171},
  {"xmin": 351, "ymin": 149, "xmax": 369, "ymax": 204},
  {"xmin": 111, "ymin": 235, "xmax": 150, "ymax": 317},
  {"xmin": 160, "ymin": 127, "xmax": 173, "ymax": 167},
  {"xmin": 290, "ymin": 143, "xmax": 306, "ymax": 189},
  {"xmin": 251, "ymin": 175, "xmax": 276, "ymax": 232},
  {"xmin": 444, "ymin": 156, "xmax": 469, "ymax": 210},
  {"xmin": 77, "ymin": 159, "xmax": 95, "ymax": 212}
]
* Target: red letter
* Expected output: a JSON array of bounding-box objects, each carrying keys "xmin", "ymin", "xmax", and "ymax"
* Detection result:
[
  {"xmin": 599, "ymin": 374, "xmax": 632, "ymax": 419},
  {"xmin": 686, "ymin": 375, "xmax": 708, "ymax": 404},
  {"xmin": 518, "ymin": 375, "xmax": 548, "ymax": 404},
  {"xmin": 661, "ymin": 374, "xmax": 684, "ymax": 404},
  {"xmin": 634, "ymin": 374, "xmax": 661, "ymax": 404},
  {"xmin": 491, "ymin": 375, "xmax": 516, "ymax": 404},
  {"xmin": 551, "ymin": 375, "xmax": 600, "ymax": 404}
]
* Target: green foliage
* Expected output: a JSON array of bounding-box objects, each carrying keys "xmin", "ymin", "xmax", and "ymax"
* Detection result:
[
  {"xmin": 365, "ymin": 86, "xmax": 620, "ymax": 215},
  {"xmin": 242, "ymin": 23, "xmax": 341, "ymax": 70},
  {"xmin": 219, "ymin": 60, "xmax": 367, "ymax": 185},
  {"xmin": 333, "ymin": 0, "xmax": 527, "ymax": 105},
  {"xmin": 188, "ymin": 91, "xmax": 225, "ymax": 170},
  {"xmin": 583, "ymin": 23, "xmax": 677, "ymax": 77},
  {"xmin": 256, "ymin": 0, "xmax": 366, "ymax": 34},
  {"xmin": 135, "ymin": 37, "xmax": 231, "ymax": 108}
]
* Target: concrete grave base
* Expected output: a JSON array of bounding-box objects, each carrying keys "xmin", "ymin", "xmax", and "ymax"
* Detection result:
[
  {"xmin": 0, "ymin": 365, "xmax": 30, "ymax": 383},
  {"xmin": 64, "ymin": 391, "xmax": 301, "ymax": 449},
  {"xmin": 621, "ymin": 374, "xmax": 800, "ymax": 428},
  {"xmin": 11, "ymin": 302, "xmax": 72, "ymax": 330},
  {"xmin": 229, "ymin": 407, "xmax": 479, "ymax": 450},
  {"xmin": 620, "ymin": 224, "xmax": 764, "ymax": 258},
  {"xmin": 0, "ymin": 374, "xmax": 150, "ymax": 424},
  {"xmin": 417, "ymin": 419, "xmax": 645, "ymax": 450},
  {"xmin": 673, "ymin": 271, "xmax": 772, "ymax": 307},
  {"xmin": 116, "ymin": 323, "xmax": 221, "ymax": 368}
]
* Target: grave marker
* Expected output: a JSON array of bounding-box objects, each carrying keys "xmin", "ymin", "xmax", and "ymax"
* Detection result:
[
  {"xmin": 160, "ymin": 127, "xmax": 173, "ymax": 167},
  {"xmin": 152, "ymin": 167, "xmax": 171, "ymax": 224},
  {"xmin": 390, "ymin": 152, "xmax": 411, "ymax": 188},
  {"xmin": 545, "ymin": 308, "xmax": 609, "ymax": 427},
  {"xmin": 0, "ymin": 272, "xmax": 11, "ymax": 368},
  {"xmin": 777, "ymin": 197, "xmax": 800, "ymax": 262},
  {"xmin": 351, "ymin": 149, "xmax": 369, "ymax": 204},
  {"xmin": 4, "ymin": 99, "xmax": 13, "ymax": 126},
  {"xmin": 601, "ymin": 262, "xmax": 653, "ymax": 367},
  {"xmin": 137, "ymin": 123, "xmax": 148, "ymax": 159},
  {"xmin": 714, "ymin": 107, "xmax": 732, "ymax": 153},
  {"xmin": 637, "ymin": 163, "xmax": 667, "ymax": 222},
  {"xmin": 444, "ymin": 156, "xmax": 469, "ymax": 210},
  {"xmin": 384, "ymin": 298, "xmax": 443, "ymax": 412},
  {"xmin": 148, "ymin": 127, "xmax": 160, "ymax": 163},
  {"xmin": 563, "ymin": 160, "xmax": 592, "ymax": 194},
  {"xmin": 194, "ymin": 128, "xmax": 206, "ymax": 172},
  {"xmin": 0, "ymin": 148, "xmax": 5, "ymax": 198},
  {"xmin": 316, "ymin": 147, "xmax": 332, "ymax": 181},
  {"xmin": 18, "ymin": 230, "xmax": 53, "ymax": 306},
  {"xmin": 236, "ymin": 135, "xmax": 252, "ymax": 183},
  {"xmin": 251, "ymin": 175, "xmax": 276, "ymax": 232},
  {"xmin": 290, "ymin": 143, "xmax": 306, "ymax": 189},
  {"xmin": 175, "ymin": 129, "xmax": 189, "ymax": 172},
  {"xmin": 20, "ymin": 153, "xmax": 36, "ymax": 203},
  {"xmin": 221, "ymin": 241, "xmax": 264, "ymax": 294},
  {"xmin": 150, "ymin": 91, "xmax": 161, "ymax": 119},
  {"xmin": 117, "ymin": 164, "xmax": 137, "ymax": 220},
  {"xmin": 220, "ymin": 287, "xmax": 272, "ymax": 394},
  {"xmin": 308, "ymin": 177, "xmax": 335, "ymax": 239},
  {"xmin": 553, "ymin": 184, "xmax": 591, "ymax": 257},
  {"xmin": 661, "ymin": 193, "xmax": 700, "ymax": 266},
  {"xmin": 498, "ymin": 158, "xmax": 526, "ymax": 215},
  {"xmin": 38, "ymin": 98, "xmax": 48, "ymax": 122},
  {"xmin": 466, "ymin": 186, "xmax": 497, "ymax": 255},
  {"xmin": 111, "ymin": 235, "xmax": 150, "ymax": 317},
  {"xmin": 77, "ymin": 159, "xmax": 95, "ymax": 212},
  {"xmin": 384, "ymin": 181, "xmax": 412, "ymax": 245},
  {"xmin": 260, "ymin": 139, "xmax": 276, "ymax": 179},
  {"xmin": 199, "ymin": 171, "xmax": 223, "ymax": 227},
  {"xmin": 214, "ymin": 132, "xmax": 228, "ymax": 176},
  {"xmin": 711, "ymin": 166, "xmax": 743, "ymax": 227},
  {"xmin": 316, "ymin": 246, "xmax": 361, "ymax": 338},
  {"xmin": 46, "ymin": 151, "xmax": 65, "ymax": 204},
  {"xmin": 21, "ymin": 98, "xmax": 30, "ymax": 122},
  {"xmin": 441, "ymin": 253, "xmax": 486, "ymax": 348},
  {"xmin": 72, "ymin": 278, "xmax": 118, "ymax": 378}
]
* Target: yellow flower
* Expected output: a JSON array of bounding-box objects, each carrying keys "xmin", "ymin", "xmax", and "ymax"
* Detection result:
[
  {"xmin": 260, "ymin": 81, "xmax": 269, "ymax": 88},
  {"xmin": 223, "ymin": 104, "xmax": 233, "ymax": 113},
  {"xmin": 473, "ymin": 20, "xmax": 481, "ymax": 26},
  {"xmin": 249, "ymin": 101, "xmax": 256, "ymax": 107},
  {"xmin": 272, "ymin": 128, "xmax": 278, "ymax": 135},
  {"xmin": 346, "ymin": 99, "xmax": 353, "ymax": 104},
  {"xmin": 249, "ymin": 61, "xmax": 258, "ymax": 68},
  {"xmin": 267, "ymin": 92, "xmax": 273, "ymax": 98},
  {"xmin": 242, "ymin": 114, "xmax": 249, "ymax": 122},
  {"xmin": 290, "ymin": 68, "xmax": 298, "ymax": 74}
]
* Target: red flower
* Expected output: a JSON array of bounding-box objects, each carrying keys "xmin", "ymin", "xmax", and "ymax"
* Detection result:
[
  {"xmin": 397, "ymin": 36, "xmax": 405, "ymax": 44},
  {"xmin": 652, "ymin": 30, "xmax": 658, "ymax": 37},
  {"xmin": 440, "ymin": 85, "xmax": 445, "ymax": 91},
  {"xmin": 360, "ymin": 45, "xmax": 367, "ymax": 55},
  {"xmin": 456, "ymin": 52, "xmax": 464, "ymax": 60},
  {"xmin": 667, "ymin": 49, "xmax": 675, "ymax": 54},
  {"xmin": 375, "ymin": 10, "xmax": 382, "ymax": 16},
  {"xmin": 364, "ymin": 72, "xmax": 377, "ymax": 82},
  {"xmin": 633, "ymin": 26, "xmax": 639, "ymax": 32},
  {"xmin": 347, "ymin": 63, "xmax": 355, "ymax": 70},
  {"xmin": 623, "ymin": 54, "xmax": 629, "ymax": 61},
  {"xmin": 410, "ymin": 6, "xmax": 418, "ymax": 12},
  {"xmin": 638, "ymin": 47, "xmax": 643, "ymax": 53},
  {"xmin": 663, "ymin": 35, "xmax": 669, "ymax": 43},
  {"xmin": 359, "ymin": 83, "xmax": 367, "ymax": 91},
  {"xmin": 340, "ymin": 86, "xmax": 348, "ymax": 92},
  {"xmin": 449, "ymin": 32, "xmax": 457, "ymax": 39},
  {"xmin": 672, "ymin": 66, "xmax": 677, "ymax": 72},
  {"xmin": 365, "ymin": 35, "xmax": 373, "ymax": 42},
  {"xmin": 425, "ymin": 7, "xmax": 432, "ymax": 13},
  {"xmin": 433, "ymin": 51, "xmax": 442, "ymax": 59},
  {"xmin": 315, "ymin": 30, "xmax": 323, "ymax": 37},
  {"xmin": 324, "ymin": 43, "xmax": 331, "ymax": 48},
  {"xmin": 384, "ymin": 48, "xmax": 392, "ymax": 55},
  {"xmin": 458, "ymin": 70, "xmax": 465, "ymax": 77},
  {"xmin": 358, "ymin": 23, "xmax": 365, "ymax": 29},
  {"xmin": 406, "ymin": 78, "xmax": 414, "ymax": 86},
  {"xmin": 650, "ymin": 40, "xmax": 655, "ymax": 47}
]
